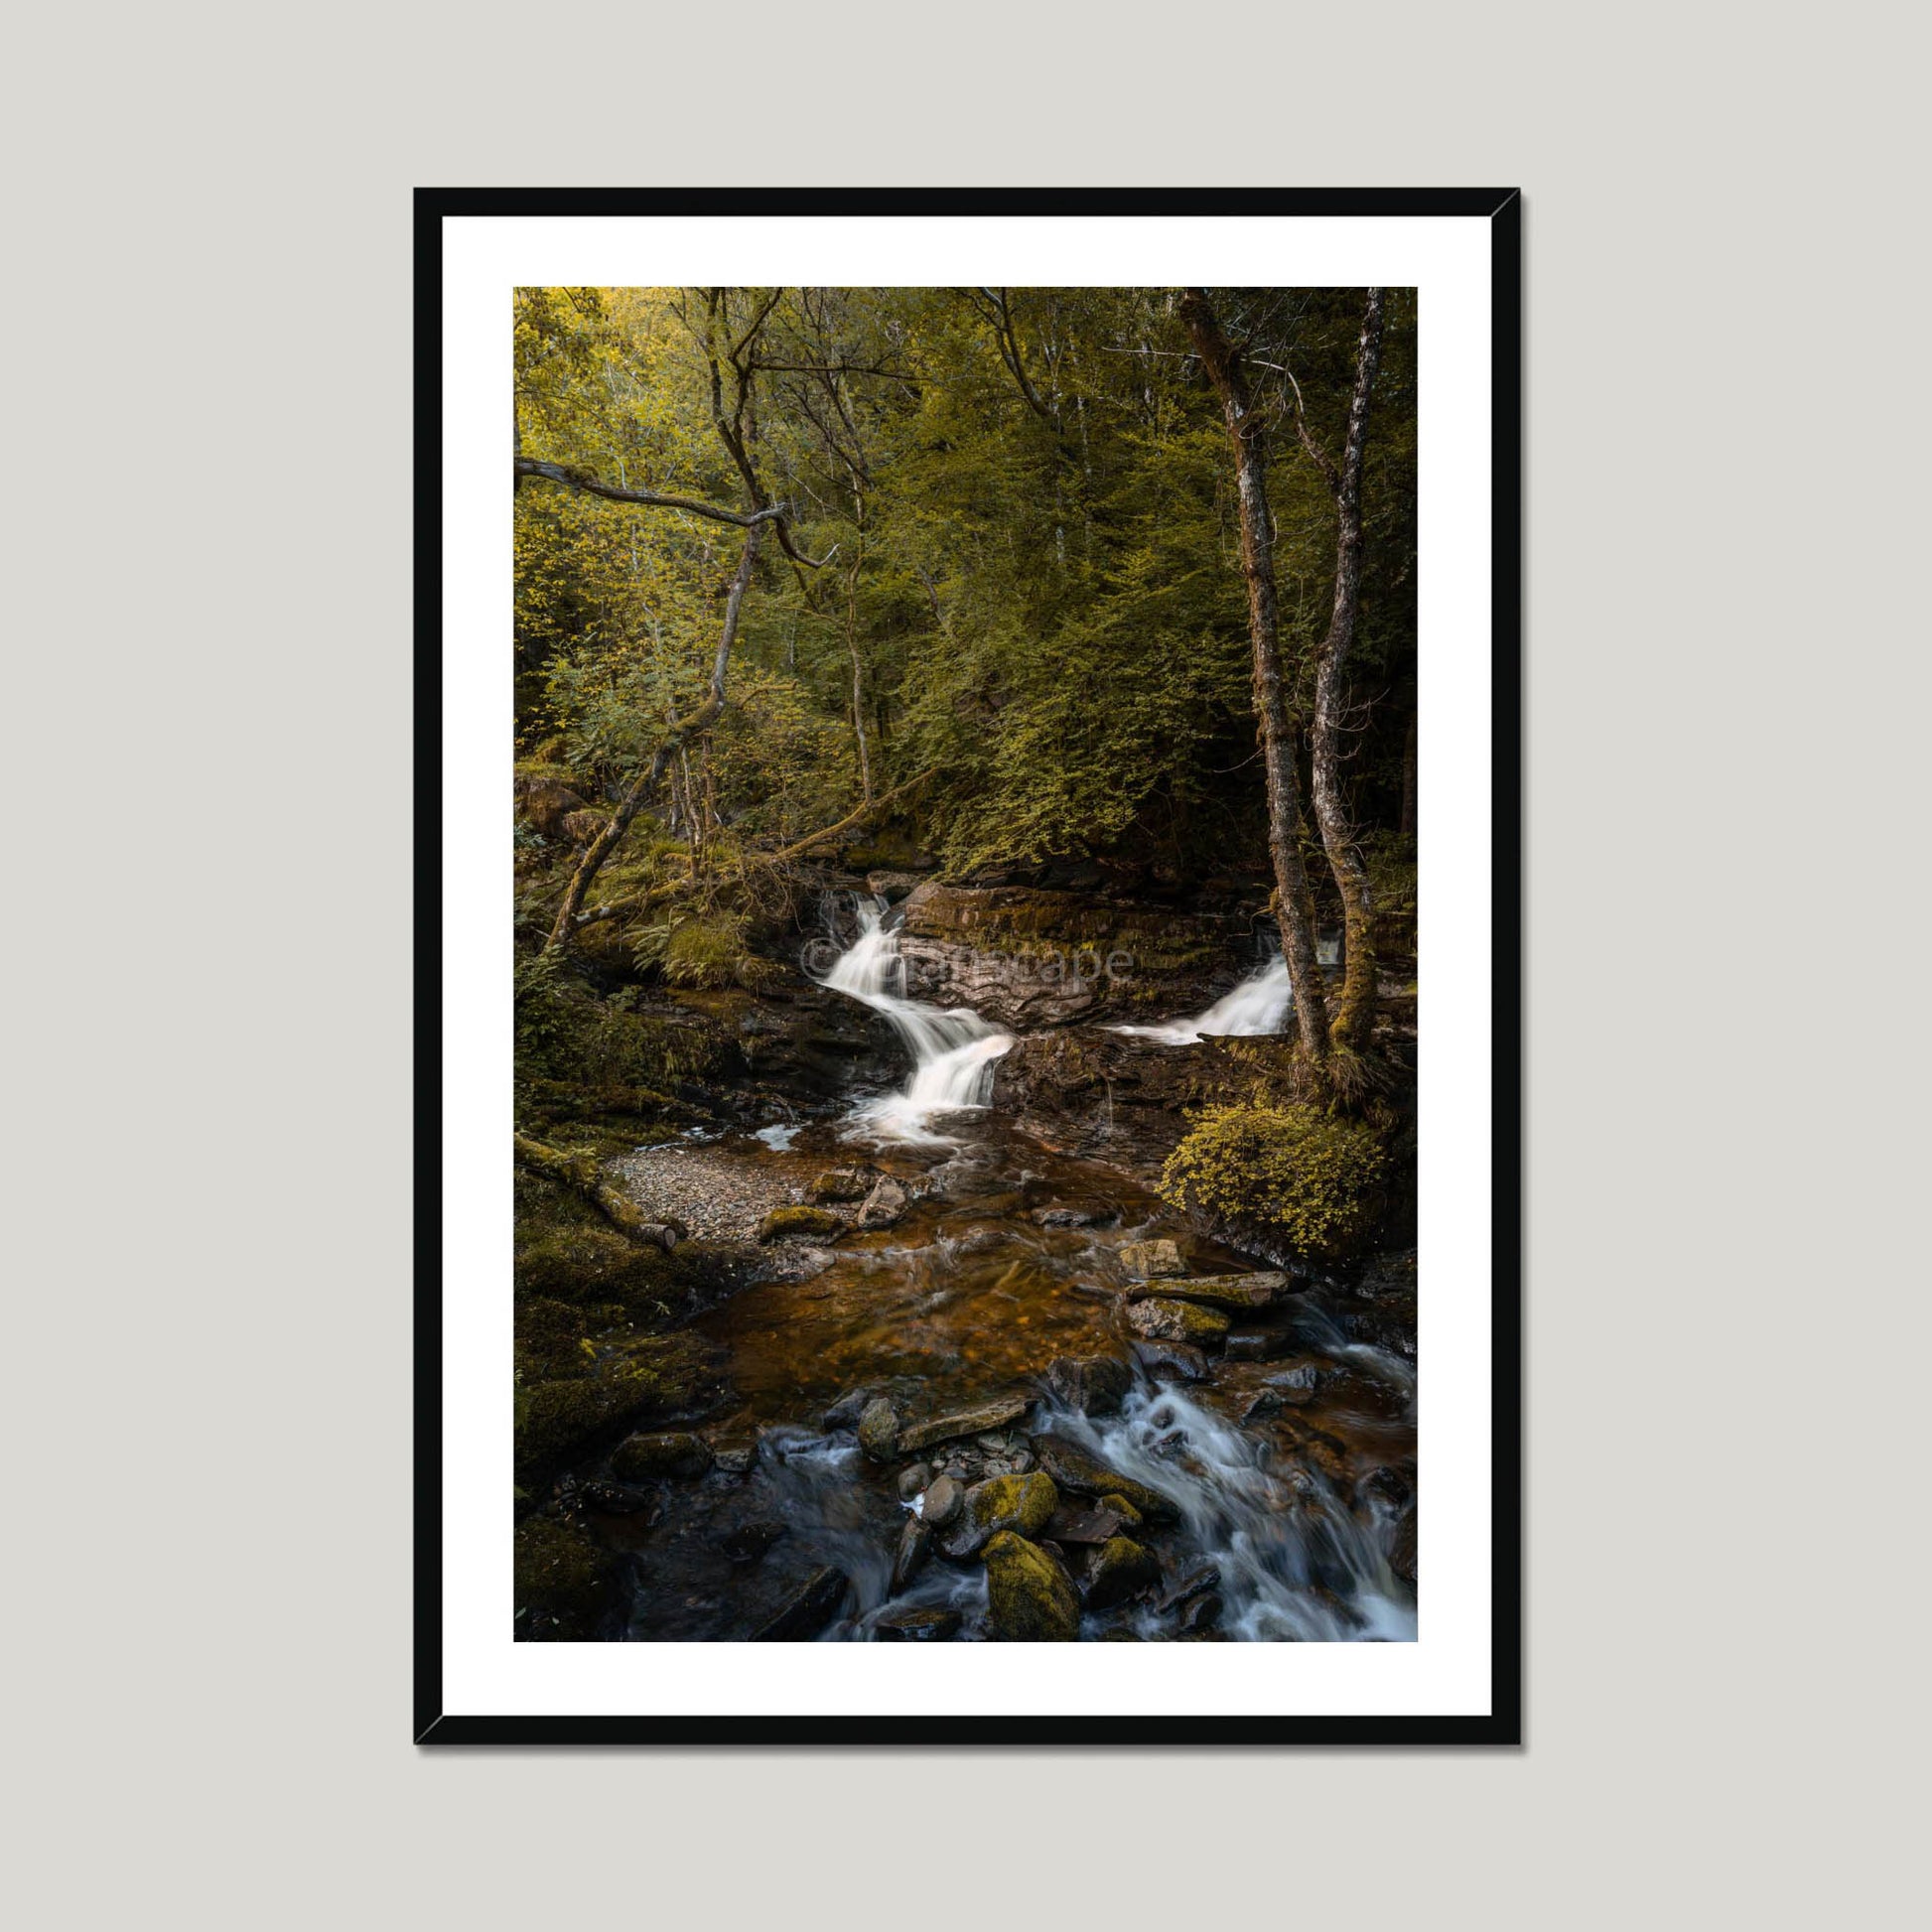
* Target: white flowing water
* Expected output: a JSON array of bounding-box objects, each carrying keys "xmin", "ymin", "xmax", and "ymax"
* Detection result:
[
  {"xmin": 819, "ymin": 897, "xmax": 1014, "ymax": 1144},
  {"xmin": 1111, "ymin": 954, "xmax": 1293, "ymax": 1044}
]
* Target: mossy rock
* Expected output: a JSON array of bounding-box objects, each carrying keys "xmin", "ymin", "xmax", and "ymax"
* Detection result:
[
  {"xmin": 943, "ymin": 1471, "xmax": 1058, "ymax": 1557},
  {"xmin": 756, "ymin": 1205, "xmax": 844, "ymax": 1244},
  {"xmin": 807, "ymin": 1169, "xmax": 874, "ymax": 1204},
  {"xmin": 1160, "ymin": 1100, "xmax": 1388, "ymax": 1260},
  {"xmin": 514, "ymin": 1517, "xmax": 615, "ymax": 1640},
  {"xmin": 1082, "ymin": 1536, "xmax": 1160, "ymax": 1611},
  {"xmin": 981, "ymin": 1531, "xmax": 1079, "ymax": 1641},
  {"xmin": 513, "ymin": 1334, "xmax": 710, "ymax": 1478},
  {"xmin": 1127, "ymin": 1298, "xmax": 1230, "ymax": 1346},
  {"xmin": 610, "ymin": 1430, "xmax": 712, "ymax": 1482}
]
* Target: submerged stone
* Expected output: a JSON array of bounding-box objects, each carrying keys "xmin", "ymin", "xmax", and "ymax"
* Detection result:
[
  {"xmin": 982, "ymin": 1531, "xmax": 1079, "ymax": 1641},
  {"xmin": 1117, "ymin": 1237, "xmax": 1185, "ymax": 1279}
]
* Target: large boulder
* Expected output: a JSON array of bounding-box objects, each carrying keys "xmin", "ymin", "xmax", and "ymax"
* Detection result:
[{"xmin": 982, "ymin": 1531, "xmax": 1080, "ymax": 1641}]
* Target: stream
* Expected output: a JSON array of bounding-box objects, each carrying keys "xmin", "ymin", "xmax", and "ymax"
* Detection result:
[{"xmin": 595, "ymin": 895, "xmax": 1417, "ymax": 1642}]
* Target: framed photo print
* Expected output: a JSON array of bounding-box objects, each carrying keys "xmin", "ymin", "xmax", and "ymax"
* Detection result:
[{"xmin": 419, "ymin": 188, "xmax": 1521, "ymax": 1743}]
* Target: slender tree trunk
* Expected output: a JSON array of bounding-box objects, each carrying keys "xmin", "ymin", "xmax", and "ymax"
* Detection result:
[
  {"xmin": 844, "ymin": 515, "xmax": 872, "ymax": 801},
  {"xmin": 1179, "ymin": 288, "xmax": 1331, "ymax": 1059},
  {"xmin": 1305, "ymin": 291, "xmax": 1386, "ymax": 1050},
  {"xmin": 543, "ymin": 525, "xmax": 761, "ymax": 952}
]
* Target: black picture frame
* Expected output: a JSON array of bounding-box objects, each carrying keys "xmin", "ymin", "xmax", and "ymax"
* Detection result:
[{"xmin": 416, "ymin": 187, "xmax": 1522, "ymax": 1746}]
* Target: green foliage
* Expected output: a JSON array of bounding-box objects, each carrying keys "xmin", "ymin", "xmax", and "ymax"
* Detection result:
[
  {"xmin": 1160, "ymin": 1100, "xmax": 1388, "ymax": 1259},
  {"xmin": 512, "ymin": 284, "xmax": 1419, "ymax": 889}
]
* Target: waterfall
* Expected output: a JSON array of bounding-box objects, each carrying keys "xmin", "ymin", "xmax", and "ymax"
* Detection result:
[
  {"xmin": 818, "ymin": 897, "xmax": 1014, "ymax": 1144},
  {"xmin": 1111, "ymin": 955, "xmax": 1293, "ymax": 1045}
]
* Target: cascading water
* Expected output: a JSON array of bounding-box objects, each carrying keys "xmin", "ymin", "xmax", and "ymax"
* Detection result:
[
  {"xmin": 1111, "ymin": 953, "xmax": 1293, "ymax": 1044},
  {"xmin": 818, "ymin": 896, "xmax": 1014, "ymax": 1143}
]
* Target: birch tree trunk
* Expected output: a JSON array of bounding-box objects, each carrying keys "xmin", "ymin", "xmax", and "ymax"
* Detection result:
[
  {"xmin": 1304, "ymin": 290, "xmax": 1386, "ymax": 1050},
  {"xmin": 1179, "ymin": 288, "xmax": 1332, "ymax": 1060}
]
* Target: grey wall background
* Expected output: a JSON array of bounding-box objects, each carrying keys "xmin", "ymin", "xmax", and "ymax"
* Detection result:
[{"xmin": 9, "ymin": 3, "xmax": 1922, "ymax": 1924}]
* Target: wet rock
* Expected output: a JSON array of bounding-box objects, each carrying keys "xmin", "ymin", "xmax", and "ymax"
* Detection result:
[
  {"xmin": 982, "ymin": 1531, "xmax": 1079, "ymax": 1641},
  {"xmin": 823, "ymin": 1387, "xmax": 873, "ymax": 1430},
  {"xmin": 898, "ymin": 1462, "xmax": 934, "ymax": 1500},
  {"xmin": 921, "ymin": 1473, "xmax": 964, "ymax": 1530},
  {"xmin": 1267, "ymin": 1364, "xmax": 1320, "ymax": 1403},
  {"xmin": 891, "ymin": 1516, "xmax": 934, "ymax": 1593},
  {"xmin": 1043, "ymin": 1503, "xmax": 1131, "ymax": 1546},
  {"xmin": 1242, "ymin": 1390, "xmax": 1284, "ymax": 1424},
  {"xmin": 1128, "ymin": 1298, "xmax": 1231, "ymax": 1346},
  {"xmin": 1392, "ymin": 1502, "xmax": 1418, "ymax": 1584},
  {"xmin": 1097, "ymin": 1493, "xmax": 1144, "ymax": 1531},
  {"xmin": 1178, "ymin": 1592, "xmax": 1224, "ymax": 1633},
  {"xmin": 865, "ymin": 871, "xmax": 927, "ymax": 903},
  {"xmin": 1030, "ymin": 1436, "xmax": 1179, "ymax": 1523},
  {"xmin": 1223, "ymin": 1327, "xmax": 1294, "ymax": 1361},
  {"xmin": 857, "ymin": 1175, "xmax": 909, "ymax": 1229},
  {"xmin": 896, "ymin": 1395, "xmax": 1031, "ymax": 1453},
  {"xmin": 1117, "ymin": 1238, "xmax": 1185, "ymax": 1279},
  {"xmin": 1083, "ymin": 1536, "xmax": 1161, "ymax": 1611},
  {"xmin": 1124, "ymin": 1270, "xmax": 1288, "ymax": 1311},
  {"xmin": 875, "ymin": 1604, "xmax": 961, "ymax": 1641},
  {"xmin": 858, "ymin": 1397, "xmax": 900, "ymax": 1461},
  {"xmin": 1156, "ymin": 1563, "xmax": 1221, "ymax": 1614},
  {"xmin": 1032, "ymin": 1199, "xmax": 1118, "ymax": 1229},
  {"xmin": 1132, "ymin": 1338, "xmax": 1210, "ymax": 1383},
  {"xmin": 752, "ymin": 1566, "xmax": 850, "ymax": 1641},
  {"xmin": 720, "ymin": 1520, "xmax": 788, "ymax": 1565},
  {"xmin": 807, "ymin": 1168, "xmax": 875, "ymax": 1204},
  {"xmin": 709, "ymin": 1434, "xmax": 760, "ymax": 1476},
  {"xmin": 941, "ymin": 1471, "xmax": 1059, "ymax": 1558},
  {"xmin": 1044, "ymin": 1354, "xmax": 1133, "ymax": 1417},
  {"xmin": 756, "ymin": 1205, "xmax": 845, "ymax": 1243},
  {"xmin": 610, "ymin": 1431, "xmax": 713, "ymax": 1483}
]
